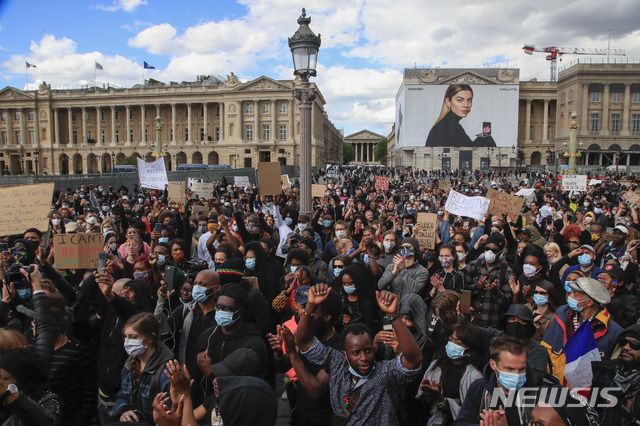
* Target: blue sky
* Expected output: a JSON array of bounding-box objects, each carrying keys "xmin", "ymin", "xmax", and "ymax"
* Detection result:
[{"xmin": 1, "ymin": 0, "xmax": 638, "ymax": 136}]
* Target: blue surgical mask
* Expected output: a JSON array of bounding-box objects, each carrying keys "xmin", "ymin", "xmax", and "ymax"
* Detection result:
[
  {"xmin": 245, "ymin": 258, "xmax": 256, "ymax": 270},
  {"xmin": 333, "ymin": 267, "xmax": 343, "ymax": 278},
  {"xmin": 347, "ymin": 363, "xmax": 374, "ymax": 379},
  {"xmin": 290, "ymin": 265, "xmax": 298, "ymax": 274},
  {"xmin": 285, "ymin": 217, "xmax": 293, "ymax": 226},
  {"xmin": 17, "ymin": 288, "xmax": 32, "ymax": 301},
  {"xmin": 363, "ymin": 254, "xmax": 370, "ymax": 266},
  {"xmin": 192, "ymin": 285, "xmax": 212, "ymax": 303},
  {"xmin": 445, "ymin": 341, "xmax": 466, "ymax": 360},
  {"xmin": 400, "ymin": 247, "xmax": 415, "ymax": 258},
  {"xmin": 578, "ymin": 254, "xmax": 592, "ymax": 267},
  {"xmin": 134, "ymin": 271, "xmax": 149, "ymax": 280},
  {"xmin": 323, "ymin": 220, "xmax": 332, "ymax": 228},
  {"xmin": 159, "ymin": 237, "xmax": 169, "ymax": 244},
  {"xmin": 157, "ymin": 254, "xmax": 167, "ymax": 266},
  {"xmin": 564, "ymin": 281, "xmax": 574, "ymax": 294},
  {"xmin": 343, "ymin": 284, "xmax": 356, "ymax": 294},
  {"xmin": 567, "ymin": 295, "xmax": 584, "ymax": 312},
  {"xmin": 533, "ymin": 294, "xmax": 548, "ymax": 306},
  {"xmin": 347, "ymin": 249, "xmax": 355, "ymax": 255},
  {"xmin": 232, "ymin": 224, "xmax": 238, "ymax": 232},
  {"xmin": 215, "ymin": 310, "xmax": 236, "ymax": 328},
  {"xmin": 102, "ymin": 206, "xmax": 109, "ymax": 212},
  {"xmin": 497, "ymin": 369, "xmax": 527, "ymax": 390}
]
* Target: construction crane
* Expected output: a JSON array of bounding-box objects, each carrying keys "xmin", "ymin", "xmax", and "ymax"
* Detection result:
[{"xmin": 523, "ymin": 45, "xmax": 626, "ymax": 81}]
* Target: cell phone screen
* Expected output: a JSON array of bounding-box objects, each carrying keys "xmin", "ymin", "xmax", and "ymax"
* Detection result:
[
  {"xmin": 154, "ymin": 223, "xmax": 162, "ymax": 233},
  {"xmin": 97, "ymin": 253, "xmax": 107, "ymax": 274}
]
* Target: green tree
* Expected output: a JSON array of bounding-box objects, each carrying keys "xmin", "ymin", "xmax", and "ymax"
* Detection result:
[
  {"xmin": 123, "ymin": 155, "xmax": 138, "ymax": 166},
  {"xmin": 343, "ymin": 143, "xmax": 355, "ymax": 164},
  {"xmin": 375, "ymin": 137, "xmax": 388, "ymax": 164}
]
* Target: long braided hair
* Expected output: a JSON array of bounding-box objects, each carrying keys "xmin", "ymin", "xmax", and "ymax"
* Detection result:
[{"xmin": 123, "ymin": 312, "xmax": 162, "ymax": 388}]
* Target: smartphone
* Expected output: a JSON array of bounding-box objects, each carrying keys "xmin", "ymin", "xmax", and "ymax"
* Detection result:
[
  {"xmin": 97, "ymin": 252, "xmax": 107, "ymax": 274},
  {"xmin": 198, "ymin": 210, "xmax": 204, "ymax": 216},
  {"xmin": 460, "ymin": 290, "xmax": 471, "ymax": 316},
  {"xmin": 382, "ymin": 316, "xmax": 394, "ymax": 331},
  {"xmin": 164, "ymin": 265, "xmax": 175, "ymax": 291},
  {"xmin": 154, "ymin": 223, "xmax": 162, "ymax": 233}
]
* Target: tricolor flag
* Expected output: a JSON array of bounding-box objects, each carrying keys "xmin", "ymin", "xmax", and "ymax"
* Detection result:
[
  {"xmin": 563, "ymin": 320, "xmax": 601, "ymax": 394},
  {"xmin": 26, "ymin": 62, "xmax": 36, "ymax": 69},
  {"xmin": 143, "ymin": 61, "xmax": 155, "ymax": 70},
  {"xmin": 95, "ymin": 62, "xmax": 104, "ymax": 70}
]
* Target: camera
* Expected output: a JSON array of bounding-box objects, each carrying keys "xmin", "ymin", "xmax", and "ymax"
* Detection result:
[{"xmin": 6, "ymin": 263, "xmax": 34, "ymax": 286}]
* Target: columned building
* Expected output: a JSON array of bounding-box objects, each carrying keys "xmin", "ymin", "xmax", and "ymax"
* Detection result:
[
  {"xmin": 518, "ymin": 81, "xmax": 557, "ymax": 167},
  {"xmin": 0, "ymin": 75, "xmax": 343, "ymax": 174},
  {"xmin": 344, "ymin": 129, "xmax": 384, "ymax": 164}
]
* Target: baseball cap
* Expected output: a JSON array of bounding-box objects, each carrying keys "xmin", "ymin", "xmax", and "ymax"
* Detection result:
[
  {"xmin": 614, "ymin": 225, "xmax": 629, "ymax": 235},
  {"xmin": 579, "ymin": 244, "xmax": 595, "ymax": 254},
  {"xmin": 601, "ymin": 264, "xmax": 625, "ymax": 280},
  {"xmin": 295, "ymin": 286, "xmax": 310, "ymax": 304}
]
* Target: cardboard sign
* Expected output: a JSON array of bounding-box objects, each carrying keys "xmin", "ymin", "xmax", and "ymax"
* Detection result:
[
  {"xmin": 190, "ymin": 182, "xmax": 213, "ymax": 199},
  {"xmin": 515, "ymin": 188, "xmax": 535, "ymax": 196},
  {"xmin": 623, "ymin": 191, "xmax": 640, "ymax": 207},
  {"xmin": 245, "ymin": 276, "xmax": 259, "ymax": 290},
  {"xmin": 312, "ymin": 184, "xmax": 326, "ymax": 198},
  {"xmin": 281, "ymin": 174, "xmax": 291, "ymax": 190},
  {"xmin": 375, "ymin": 177, "xmax": 389, "ymax": 191},
  {"xmin": 619, "ymin": 180, "xmax": 631, "ymax": 188},
  {"xmin": 438, "ymin": 180, "xmax": 451, "ymax": 192},
  {"xmin": 53, "ymin": 233, "xmax": 103, "ymax": 269},
  {"xmin": 258, "ymin": 162, "xmax": 282, "ymax": 196},
  {"xmin": 0, "ymin": 183, "xmax": 54, "ymax": 236},
  {"xmin": 486, "ymin": 188, "xmax": 524, "ymax": 219},
  {"xmin": 413, "ymin": 213, "xmax": 438, "ymax": 250},
  {"xmin": 137, "ymin": 157, "xmax": 168, "ymax": 190},
  {"xmin": 562, "ymin": 175, "xmax": 587, "ymax": 192},
  {"xmin": 234, "ymin": 176, "xmax": 250, "ymax": 188},
  {"xmin": 444, "ymin": 190, "xmax": 490, "ymax": 221},
  {"xmin": 167, "ymin": 181, "xmax": 185, "ymax": 202}
]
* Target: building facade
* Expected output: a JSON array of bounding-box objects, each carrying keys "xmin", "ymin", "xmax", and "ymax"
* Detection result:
[
  {"xmin": 0, "ymin": 75, "xmax": 343, "ymax": 175},
  {"xmin": 344, "ymin": 129, "xmax": 385, "ymax": 164}
]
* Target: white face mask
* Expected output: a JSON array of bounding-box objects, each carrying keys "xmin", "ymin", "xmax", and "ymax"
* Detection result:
[
  {"xmin": 124, "ymin": 338, "xmax": 147, "ymax": 357},
  {"xmin": 51, "ymin": 218, "xmax": 61, "ymax": 226},
  {"xmin": 457, "ymin": 252, "xmax": 466, "ymax": 261},
  {"xmin": 383, "ymin": 241, "xmax": 395, "ymax": 250},
  {"xmin": 335, "ymin": 230, "xmax": 347, "ymax": 239},
  {"xmin": 87, "ymin": 216, "xmax": 97, "ymax": 225},
  {"xmin": 484, "ymin": 250, "xmax": 497, "ymax": 264}
]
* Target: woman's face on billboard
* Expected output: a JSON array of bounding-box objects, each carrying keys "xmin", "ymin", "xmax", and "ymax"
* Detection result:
[{"xmin": 446, "ymin": 90, "xmax": 473, "ymax": 118}]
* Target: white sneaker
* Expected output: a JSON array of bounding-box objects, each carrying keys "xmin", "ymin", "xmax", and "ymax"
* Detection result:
[{"xmin": 281, "ymin": 389, "xmax": 288, "ymax": 400}]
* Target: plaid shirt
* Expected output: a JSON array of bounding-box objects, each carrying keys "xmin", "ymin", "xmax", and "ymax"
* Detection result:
[{"xmin": 463, "ymin": 259, "xmax": 515, "ymax": 328}]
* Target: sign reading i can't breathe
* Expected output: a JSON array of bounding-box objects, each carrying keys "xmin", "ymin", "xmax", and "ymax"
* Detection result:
[
  {"xmin": 137, "ymin": 157, "xmax": 168, "ymax": 190},
  {"xmin": 53, "ymin": 233, "xmax": 103, "ymax": 269}
]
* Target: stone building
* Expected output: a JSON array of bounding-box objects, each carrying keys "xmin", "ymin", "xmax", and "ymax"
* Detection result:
[
  {"xmin": 0, "ymin": 75, "xmax": 343, "ymax": 174},
  {"xmin": 344, "ymin": 129, "xmax": 385, "ymax": 164}
]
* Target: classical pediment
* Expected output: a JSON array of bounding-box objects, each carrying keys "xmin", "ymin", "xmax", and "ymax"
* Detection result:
[
  {"xmin": 439, "ymin": 71, "xmax": 497, "ymax": 85},
  {"xmin": 345, "ymin": 129, "xmax": 386, "ymax": 141},
  {"xmin": 0, "ymin": 87, "xmax": 34, "ymax": 101},
  {"xmin": 235, "ymin": 77, "xmax": 292, "ymax": 92}
]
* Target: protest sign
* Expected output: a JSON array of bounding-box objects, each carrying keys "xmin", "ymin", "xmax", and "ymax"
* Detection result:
[
  {"xmin": 515, "ymin": 188, "xmax": 535, "ymax": 197},
  {"xmin": 167, "ymin": 181, "xmax": 185, "ymax": 202},
  {"xmin": 258, "ymin": 162, "xmax": 282, "ymax": 196},
  {"xmin": 281, "ymin": 174, "xmax": 291, "ymax": 190},
  {"xmin": 375, "ymin": 177, "xmax": 389, "ymax": 191},
  {"xmin": 137, "ymin": 157, "xmax": 168, "ymax": 190},
  {"xmin": 234, "ymin": 176, "xmax": 250, "ymax": 188},
  {"xmin": 0, "ymin": 183, "xmax": 54, "ymax": 236},
  {"xmin": 190, "ymin": 182, "xmax": 213, "ymax": 199},
  {"xmin": 413, "ymin": 213, "xmax": 438, "ymax": 250},
  {"xmin": 562, "ymin": 175, "xmax": 587, "ymax": 192},
  {"xmin": 312, "ymin": 184, "xmax": 326, "ymax": 198},
  {"xmin": 438, "ymin": 180, "xmax": 451, "ymax": 192},
  {"xmin": 619, "ymin": 180, "xmax": 631, "ymax": 188},
  {"xmin": 623, "ymin": 191, "xmax": 640, "ymax": 207},
  {"xmin": 444, "ymin": 190, "xmax": 490, "ymax": 221},
  {"xmin": 53, "ymin": 233, "xmax": 103, "ymax": 269},
  {"xmin": 486, "ymin": 189, "xmax": 524, "ymax": 219}
]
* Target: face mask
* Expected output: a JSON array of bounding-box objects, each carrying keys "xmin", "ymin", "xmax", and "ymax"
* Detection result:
[
  {"xmin": 347, "ymin": 363, "xmax": 374, "ymax": 379},
  {"xmin": 266, "ymin": 202, "xmax": 273, "ymax": 208},
  {"xmin": 157, "ymin": 254, "xmax": 167, "ymax": 266},
  {"xmin": 425, "ymin": 252, "xmax": 437, "ymax": 262},
  {"xmin": 484, "ymin": 250, "xmax": 497, "ymax": 264},
  {"xmin": 290, "ymin": 265, "xmax": 298, "ymax": 274},
  {"xmin": 207, "ymin": 223, "xmax": 217, "ymax": 233},
  {"xmin": 192, "ymin": 285, "xmax": 212, "ymax": 303},
  {"xmin": 419, "ymin": 204, "xmax": 425, "ymax": 209},
  {"xmin": 567, "ymin": 295, "xmax": 584, "ymax": 312},
  {"xmin": 134, "ymin": 271, "xmax": 149, "ymax": 280},
  {"xmin": 506, "ymin": 322, "xmax": 530, "ymax": 339},
  {"xmin": 496, "ymin": 369, "xmax": 527, "ymax": 391},
  {"xmin": 533, "ymin": 294, "xmax": 548, "ymax": 306},
  {"xmin": 124, "ymin": 338, "xmax": 147, "ymax": 357},
  {"xmin": 406, "ymin": 207, "xmax": 413, "ymax": 212},
  {"xmin": 196, "ymin": 225, "xmax": 206, "ymax": 233},
  {"xmin": 87, "ymin": 216, "xmax": 97, "ymax": 225},
  {"xmin": 232, "ymin": 224, "xmax": 238, "ymax": 232},
  {"xmin": 578, "ymin": 254, "xmax": 592, "ymax": 267},
  {"xmin": 567, "ymin": 242, "xmax": 579, "ymax": 250},
  {"xmin": 51, "ymin": 218, "xmax": 61, "ymax": 226},
  {"xmin": 333, "ymin": 267, "xmax": 343, "ymax": 277},
  {"xmin": 80, "ymin": 194, "xmax": 85, "ymax": 199},
  {"xmin": 383, "ymin": 241, "xmax": 395, "ymax": 251},
  {"xmin": 173, "ymin": 251, "xmax": 184, "ymax": 262},
  {"xmin": 17, "ymin": 288, "xmax": 32, "ymax": 301},
  {"xmin": 445, "ymin": 341, "xmax": 466, "ymax": 360},
  {"xmin": 215, "ymin": 310, "xmax": 237, "ymax": 328},
  {"xmin": 457, "ymin": 252, "xmax": 466, "ymax": 261},
  {"xmin": 159, "ymin": 237, "xmax": 169, "ymax": 244},
  {"xmin": 245, "ymin": 258, "xmax": 256, "ymax": 270},
  {"xmin": 285, "ymin": 217, "xmax": 293, "ymax": 226},
  {"xmin": 523, "ymin": 264, "xmax": 539, "ymax": 278},
  {"xmin": 323, "ymin": 220, "xmax": 332, "ymax": 228},
  {"xmin": 335, "ymin": 230, "xmax": 347, "ymax": 239},
  {"xmin": 594, "ymin": 208, "xmax": 603, "ymax": 214},
  {"xmin": 102, "ymin": 206, "xmax": 109, "ymax": 212},
  {"xmin": 564, "ymin": 280, "xmax": 575, "ymax": 294},
  {"xmin": 591, "ymin": 234, "xmax": 600, "ymax": 242},
  {"xmin": 400, "ymin": 247, "xmax": 415, "ymax": 258},
  {"xmin": 347, "ymin": 249, "xmax": 355, "ymax": 255},
  {"xmin": 343, "ymin": 284, "xmax": 357, "ymax": 294},
  {"xmin": 584, "ymin": 202, "xmax": 590, "ymax": 207},
  {"xmin": 109, "ymin": 243, "xmax": 117, "ymax": 252},
  {"xmin": 138, "ymin": 198, "xmax": 144, "ymax": 204},
  {"xmin": 439, "ymin": 256, "xmax": 454, "ymax": 268},
  {"xmin": 62, "ymin": 204, "xmax": 69, "ymax": 209}
]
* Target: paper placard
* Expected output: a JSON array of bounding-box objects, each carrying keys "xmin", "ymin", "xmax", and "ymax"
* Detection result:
[
  {"xmin": 438, "ymin": 180, "xmax": 451, "ymax": 192},
  {"xmin": 562, "ymin": 175, "xmax": 587, "ymax": 192},
  {"xmin": 515, "ymin": 188, "xmax": 535, "ymax": 196},
  {"xmin": 53, "ymin": 233, "xmax": 103, "ymax": 269},
  {"xmin": 444, "ymin": 190, "xmax": 490, "ymax": 221},
  {"xmin": 234, "ymin": 176, "xmax": 250, "ymax": 188},
  {"xmin": 281, "ymin": 174, "xmax": 291, "ymax": 190},
  {"xmin": 486, "ymin": 188, "xmax": 524, "ymax": 219},
  {"xmin": 623, "ymin": 191, "xmax": 640, "ymax": 207},
  {"xmin": 245, "ymin": 276, "xmax": 259, "ymax": 290},
  {"xmin": 375, "ymin": 177, "xmax": 389, "ymax": 190},
  {"xmin": 258, "ymin": 162, "xmax": 283, "ymax": 196},
  {"xmin": 414, "ymin": 213, "xmax": 438, "ymax": 250},
  {"xmin": 190, "ymin": 182, "xmax": 213, "ymax": 199},
  {"xmin": 137, "ymin": 157, "xmax": 168, "ymax": 190},
  {"xmin": 312, "ymin": 184, "xmax": 326, "ymax": 198},
  {"xmin": 0, "ymin": 183, "xmax": 54, "ymax": 236},
  {"xmin": 167, "ymin": 181, "xmax": 185, "ymax": 202}
]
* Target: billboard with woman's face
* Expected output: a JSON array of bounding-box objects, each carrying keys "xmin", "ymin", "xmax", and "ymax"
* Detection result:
[{"xmin": 395, "ymin": 82, "xmax": 519, "ymax": 148}]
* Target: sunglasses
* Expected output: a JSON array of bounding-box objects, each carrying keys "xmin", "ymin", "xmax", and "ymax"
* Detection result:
[{"xmin": 619, "ymin": 338, "xmax": 640, "ymax": 351}]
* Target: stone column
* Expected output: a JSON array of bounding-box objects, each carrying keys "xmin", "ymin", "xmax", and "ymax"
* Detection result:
[
  {"xmin": 125, "ymin": 106, "xmax": 131, "ymax": 144},
  {"xmin": 187, "ymin": 103, "xmax": 192, "ymax": 143},
  {"xmin": 581, "ymin": 83, "xmax": 589, "ymax": 136},
  {"xmin": 289, "ymin": 99, "xmax": 295, "ymax": 141},
  {"xmin": 82, "ymin": 153, "xmax": 88, "ymax": 175},
  {"xmin": 111, "ymin": 106, "xmax": 116, "ymax": 145},
  {"xmin": 271, "ymin": 100, "xmax": 276, "ymax": 142},
  {"xmin": 219, "ymin": 102, "xmax": 224, "ymax": 140},
  {"xmin": 601, "ymin": 83, "xmax": 610, "ymax": 135},
  {"xmin": 140, "ymin": 105, "xmax": 145, "ymax": 143},
  {"xmin": 203, "ymin": 103, "xmax": 208, "ymax": 142},
  {"xmin": 543, "ymin": 99, "xmax": 549, "ymax": 141},
  {"xmin": 67, "ymin": 108, "xmax": 73, "ymax": 145},
  {"xmin": 525, "ymin": 100, "xmax": 531, "ymax": 142},
  {"xmin": 33, "ymin": 108, "xmax": 39, "ymax": 146},
  {"xmin": 19, "ymin": 109, "xmax": 26, "ymax": 145},
  {"xmin": 54, "ymin": 108, "xmax": 60, "ymax": 146},
  {"xmin": 622, "ymin": 83, "xmax": 631, "ymax": 136},
  {"xmin": 96, "ymin": 107, "xmax": 102, "ymax": 144},
  {"xmin": 254, "ymin": 100, "xmax": 259, "ymax": 140},
  {"xmin": 171, "ymin": 103, "xmax": 176, "ymax": 143},
  {"xmin": 81, "ymin": 107, "xmax": 87, "ymax": 144}
]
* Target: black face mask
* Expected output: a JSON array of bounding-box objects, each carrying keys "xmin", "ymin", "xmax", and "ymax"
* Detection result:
[{"xmin": 505, "ymin": 322, "xmax": 530, "ymax": 340}]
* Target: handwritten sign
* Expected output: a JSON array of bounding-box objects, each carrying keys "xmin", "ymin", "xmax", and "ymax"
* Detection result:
[
  {"xmin": 486, "ymin": 189, "xmax": 524, "ymax": 219},
  {"xmin": 444, "ymin": 190, "xmax": 490, "ymax": 221},
  {"xmin": 414, "ymin": 213, "xmax": 438, "ymax": 250},
  {"xmin": 515, "ymin": 188, "xmax": 535, "ymax": 197},
  {"xmin": 0, "ymin": 183, "xmax": 54, "ymax": 236},
  {"xmin": 562, "ymin": 175, "xmax": 587, "ymax": 192},
  {"xmin": 619, "ymin": 180, "xmax": 631, "ymax": 188},
  {"xmin": 258, "ymin": 162, "xmax": 282, "ymax": 196},
  {"xmin": 375, "ymin": 177, "xmax": 389, "ymax": 190},
  {"xmin": 53, "ymin": 233, "xmax": 103, "ymax": 269},
  {"xmin": 438, "ymin": 180, "xmax": 451, "ymax": 192},
  {"xmin": 137, "ymin": 157, "xmax": 168, "ymax": 190},
  {"xmin": 623, "ymin": 191, "xmax": 640, "ymax": 207},
  {"xmin": 190, "ymin": 182, "xmax": 213, "ymax": 199},
  {"xmin": 167, "ymin": 181, "xmax": 185, "ymax": 202},
  {"xmin": 312, "ymin": 184, "xmax": 326, "ymax": 198},
  {"xmin": 234, "ymin": 176, "xmax": 250, "ymax": 188},
  {"xmin": 281, "ymin": 174, "xmax": 291, "ymax": 190}
]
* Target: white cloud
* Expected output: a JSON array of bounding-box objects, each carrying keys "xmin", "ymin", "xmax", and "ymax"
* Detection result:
[{"xmin": 96, "ymin": 0, "xmax": 147, "ymax": 12}]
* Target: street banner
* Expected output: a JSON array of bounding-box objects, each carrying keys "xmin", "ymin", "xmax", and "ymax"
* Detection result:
[
  {"xmin": 486, "ymin": 188, "xmax": 524, "ymax": 219},
  {"xmin": 53, "ymin": 233, "xmax": 103, "ymax": 269},
  {"xmin": 413, "ymin": 213, "xmax": 438, "ymax": 250},
  {"xmin": 0, "ymin": 183, "xmax": 54, "ymax": 236},
  {"xmin": 562, "ymin": 175, "xmax": 587, "ymax": 192},
  {"xmin": 137, "ymin": 157, "xmax": 168, "ymax": 190},
  {"xmin": 444, "ymin": 190, "xmax": 490, "ymax": 221}
]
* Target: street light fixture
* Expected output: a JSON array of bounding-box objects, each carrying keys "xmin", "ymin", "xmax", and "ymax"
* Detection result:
[
  {"xmin": 19, "ymin": 153, "xmax": 24, "ymax": 174},
  {"xmin": 289, "ymin": 7, "xmax": 321, "ymax": 216},
  {"xmin": 34, "ymin": 149, "xmax": 39, "ymax": 176},
  {"xmin": 111, "ymin": 151, "xmax": 115, "ymax": 172}
]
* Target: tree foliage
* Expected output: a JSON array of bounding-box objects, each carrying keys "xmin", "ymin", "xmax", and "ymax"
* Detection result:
[
  {"xmin": 122, "ymin": 155, "xmax": 138, "ymax": 166},
  {"xmin": 375, "ymin": 138, "xmax": 388, "ymax": 164},
  {"xmin": 343, "ymin": 143, "xmax": 355, "ymax": 164}
]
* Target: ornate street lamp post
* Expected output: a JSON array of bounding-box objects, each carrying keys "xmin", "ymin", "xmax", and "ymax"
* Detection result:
[
  {"xmin": 289, "ymin": 7, "xmax": 321, "ymax": 216},
  {"xmin": 153, "ymin": 116, "xmax": 164, "ymax": 158},
  {"xmin": 34, "ymin": 149, "xmax": 39, "ymax": 177},
  {"xmin": 565, "ymin": 112, "xmax": 583, "ymax": 174}
]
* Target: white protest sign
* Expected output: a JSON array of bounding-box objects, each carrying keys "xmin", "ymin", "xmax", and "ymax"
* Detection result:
[
  {"xmin": 588, "ymin": 179, "xmax": 602, "ymax": 186},
  {"xmin": 562, "ymin": 175, "xmax": 587, "ymax": 192},
  {"xmin": 137, "ymin": 157, "xmax": 168, "ymax": 190},
  {"xmin": 515, "ymin": 188, "xmax": 535, "ymax": 197},
  {"xmin": 444, "ymin": 190, "xmax": 490, "ymax": 221},
  {"xmin": 234, "ymin": 176, "xmax": 250, "ymax": 188}
]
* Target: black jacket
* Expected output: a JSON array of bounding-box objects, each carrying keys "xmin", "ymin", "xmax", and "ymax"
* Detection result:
[{"xmin": 425, "ymin": 111, "xmax": 496, "ymax": 148}]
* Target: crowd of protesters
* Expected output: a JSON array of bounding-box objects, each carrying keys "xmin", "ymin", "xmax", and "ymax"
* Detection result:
[{"xmin": 0, "ymin": 165, "xmax": 640, "ymax": 425}]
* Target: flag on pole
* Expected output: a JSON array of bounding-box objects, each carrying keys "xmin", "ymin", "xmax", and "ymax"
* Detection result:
[
  {"xmin": 95, "ymin": 62, "xmax": 103, "ymax": 70},
  {"xmin": 26, "ymin": 62, "xmax": 36, "ymax": 69},
  {"xmin": 143, "ymin": 61, "xmax": 155, "ymax": 69},
  {"xmin": 562, "ymin": 320, "xmax": 601, "ymax": 393}
]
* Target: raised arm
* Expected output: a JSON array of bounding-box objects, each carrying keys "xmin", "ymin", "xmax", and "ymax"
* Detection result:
[
  {"xmin": 376, "ymin": 290, "xmax": 422, "ymax": 370},
  {"xmin": 294, "ymin": 283, "xmax": 331, "ymax": 352}
]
